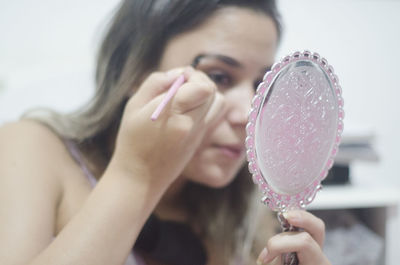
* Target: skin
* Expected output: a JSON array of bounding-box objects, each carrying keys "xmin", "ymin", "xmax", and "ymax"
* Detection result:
[
  {"xmin": 0, "ymin": 6, "xmax": 330, "ymax": 265},
  {"xmin": 153, "ymin": 6, "xmax": 277, "ymax": 220},
  {"xmin": 159, "ymin": 8, "xmax": 276, "ymax": 189}
]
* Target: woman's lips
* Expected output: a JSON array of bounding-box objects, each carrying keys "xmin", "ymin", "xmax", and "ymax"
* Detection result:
[{"xmin": 214, "ymin": 144, "xmax": 244, "ymax": 159}]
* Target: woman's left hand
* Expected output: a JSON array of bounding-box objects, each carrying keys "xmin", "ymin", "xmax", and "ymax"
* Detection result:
[{"xmin": 257, "ymin": 210, "xmax": 331, "ymax": 265}]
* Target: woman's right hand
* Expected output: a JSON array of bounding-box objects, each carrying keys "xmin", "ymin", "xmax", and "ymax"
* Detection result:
[{"xmin": 109, "ymin": 67, "xmax": 225, "ymax": 188}]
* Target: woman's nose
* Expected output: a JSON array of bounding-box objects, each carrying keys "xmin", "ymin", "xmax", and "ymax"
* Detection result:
[{"xmin": 225, "ymin": 84, "xmax": 254, "ymax": 125}]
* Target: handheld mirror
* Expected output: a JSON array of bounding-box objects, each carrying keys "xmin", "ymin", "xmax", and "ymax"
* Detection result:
[{"xmin": 245, "ymin": 51, "xmax": 344, "ymax": 264}]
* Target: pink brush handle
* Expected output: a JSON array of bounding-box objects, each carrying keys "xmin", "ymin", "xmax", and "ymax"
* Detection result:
[{"xmin": 151, "ymin": 74, "xmax": 186, "ymax": 121}]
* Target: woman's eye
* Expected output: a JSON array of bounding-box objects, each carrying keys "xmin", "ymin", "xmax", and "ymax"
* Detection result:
[{"xmin": 207, "ymin": 71, "xmax": 231, "ymax": 88}]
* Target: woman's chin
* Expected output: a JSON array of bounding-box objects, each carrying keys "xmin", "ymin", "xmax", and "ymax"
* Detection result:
[{"xmin": 185, "ymin": 165, "xmax": 239, "ymax": 189}]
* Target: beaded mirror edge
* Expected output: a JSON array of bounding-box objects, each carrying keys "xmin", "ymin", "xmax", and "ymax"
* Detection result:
[{"xmin": 245, "ymin": 50, "xmax": 344, "ymax": 212}]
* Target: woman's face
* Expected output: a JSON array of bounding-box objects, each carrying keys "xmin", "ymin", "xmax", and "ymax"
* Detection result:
[{"xmin": 158, "ymin": 6, "xmax": 278, "ymax": 188}]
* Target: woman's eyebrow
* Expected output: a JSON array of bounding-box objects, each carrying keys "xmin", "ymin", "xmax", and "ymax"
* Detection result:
[{"xmin": 191, "ymin": 53, "xmax": 243, "ymax": 68}]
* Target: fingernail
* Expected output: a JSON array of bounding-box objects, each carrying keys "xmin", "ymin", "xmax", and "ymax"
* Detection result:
[
  {"xmin": 283, "ymin": 211, "xmax": 300, "ymax": 222},
  {"xmin": 166, "ymin": 68, "xmax": 184, "ymax": 76},
  {"xmin": 282, "ymin": 212, "xmax": 289, "ymax": 219},
  {"xmin": 257, "ymin": 247, "xmax": 269, "ymax": 264},
  {"xmin": 185, "ymin": 65, "xmax": 196, "ymax": 73}
]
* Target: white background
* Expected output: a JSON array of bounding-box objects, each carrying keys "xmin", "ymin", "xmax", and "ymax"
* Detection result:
[{"xmin": 0, "ymin": 0, "xmax": 399, "ymax": 188}]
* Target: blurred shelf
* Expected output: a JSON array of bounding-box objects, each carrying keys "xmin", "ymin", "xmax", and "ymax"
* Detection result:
[
  {"xmin": 306, "ymin": 184, "xmax": 400, "ymax": 265},
  {"xmin": 308, "ymin": 184, "xmax": 400, "ymax": 210}
]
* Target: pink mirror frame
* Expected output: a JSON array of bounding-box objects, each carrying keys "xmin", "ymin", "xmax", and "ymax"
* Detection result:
[{"xmin": 245, "ymin": 51, "xmax": 344, "ymax": 211}]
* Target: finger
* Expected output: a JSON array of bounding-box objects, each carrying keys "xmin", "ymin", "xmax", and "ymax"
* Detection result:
[
  {"xmin": 178, "ymin": 79, "xmax": 227, "ymax": 133},
  {"xmin": 171, "ymin": 69, "xmax": 217, "ymax": 115},
  {"xmin": 257, "ymin": 247, "xmax": 281, "ymax": 265},
  {"xmin": 283, "ymin": 210, "xmax": 325, "ymax": 248},
  {"xmin": 136, "ymin": 69, "xmax": 219, "ymax": 127},
  {"xmin": 129, "ymin": 68, "xmax": 186, "ymax": 110},
  {"xmin": 258, "ymin": 232, "xmax": 329, "ymax": 265},
  {"xmin": 203, "ymin": 91, "xmax": 226, "ymax": 127}
]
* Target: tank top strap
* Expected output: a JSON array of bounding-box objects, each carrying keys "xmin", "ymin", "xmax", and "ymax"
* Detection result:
[
  {"xmin": 63, "ymin": 139, "xmax": 146, "ymax": 265},
  {"xmin": 64, "ymin": 139, "xmax": 98, "ymax": 187}
]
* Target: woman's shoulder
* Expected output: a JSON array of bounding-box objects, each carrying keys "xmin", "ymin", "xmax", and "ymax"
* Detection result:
[
  {"xmin": 0, "ymin": 119, "xmax": 60, "ymax": 140},
  {"xmin": 0, "ymin": 119, "xmax": 75, "ymax": 191},
  {"xmin": 0, "ymin": 120, "xmax": 91, "ymax": 248},
  {"xmin": 0, "ymin": 119, "xmax": 69, "ymax": 162},
  {"xmin": 0, "ymin": 119, "xmax": 61, "ymax": 139}
]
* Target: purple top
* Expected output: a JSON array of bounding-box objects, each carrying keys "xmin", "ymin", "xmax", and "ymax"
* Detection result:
[{"xmin": 64, "ymin": 140, "xmax": 147, "ymax": 265}]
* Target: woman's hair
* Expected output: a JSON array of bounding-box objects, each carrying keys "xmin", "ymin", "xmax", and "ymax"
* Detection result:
[{"xmin": 25, "ymin": 0, "xmax": 282, "ymax": 263}]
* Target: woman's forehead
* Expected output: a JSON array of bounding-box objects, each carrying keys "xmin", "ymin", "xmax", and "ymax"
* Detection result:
[{"xmin": 160, "ymin": 6, "xmax": 277, "ymax": 70}]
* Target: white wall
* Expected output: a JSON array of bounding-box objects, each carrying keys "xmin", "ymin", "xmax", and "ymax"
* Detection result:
[
  {"xmin": 1, "ymin": 0, "xmax": 399, "ymax": 186},
  {"xmin": 0, "ymin": 0, "xmax": 120, "ymax": 117}
]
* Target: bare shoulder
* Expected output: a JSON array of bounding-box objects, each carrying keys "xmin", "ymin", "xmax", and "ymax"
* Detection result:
[
  {"xmin": 0, "ymin": 119, "xmax": 73, "ymax": 196},
  {"xmin": 0, "ymin": 120, "xmax": 83, "ymax": 261},
  {"xmin": 0, "ymin": 119, "xmax": 70, "ymax": 158},
  {"xmin": 0, "ymin": 119, "xmax": 65, "ymax": 151}
]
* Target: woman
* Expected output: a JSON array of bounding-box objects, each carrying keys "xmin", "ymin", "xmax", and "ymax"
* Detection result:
[{"xmin": 0, "ymin": 0, "xmax": 330, "ymax": 264}]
